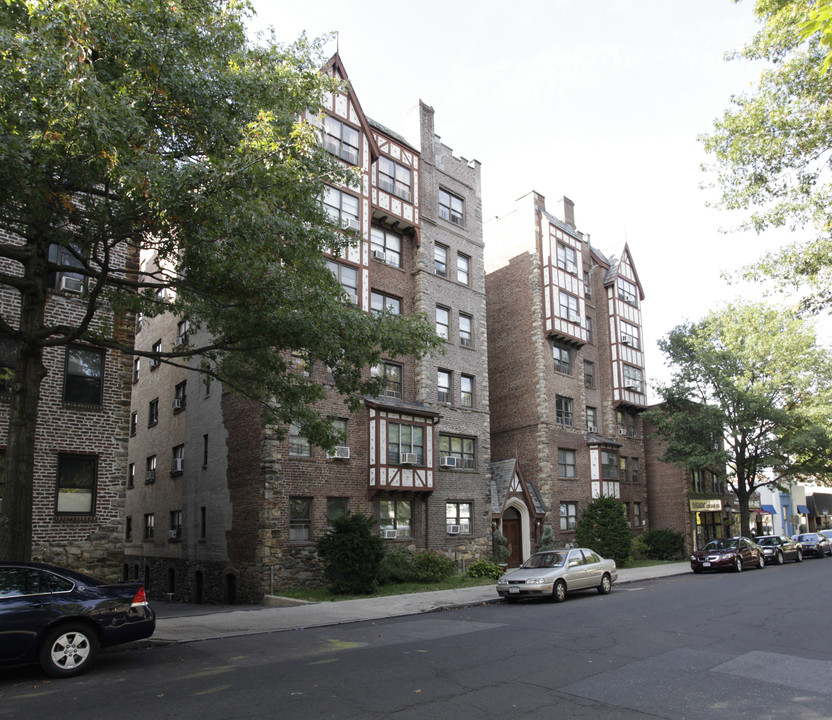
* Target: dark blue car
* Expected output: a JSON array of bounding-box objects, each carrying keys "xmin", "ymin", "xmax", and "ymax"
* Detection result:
[{"xmin": 0, "ymin": 561, "xmax": 155, "ymax": 677}]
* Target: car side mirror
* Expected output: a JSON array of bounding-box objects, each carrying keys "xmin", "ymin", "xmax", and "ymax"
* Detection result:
[{"xmin": 568, "ymin": 560, "xmax": 580, "ymax": 567}]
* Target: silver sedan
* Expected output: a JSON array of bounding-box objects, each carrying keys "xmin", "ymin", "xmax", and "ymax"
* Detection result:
[{"xmin": 496, "ymin": 548, "xmax": 618, "ymax": 603}]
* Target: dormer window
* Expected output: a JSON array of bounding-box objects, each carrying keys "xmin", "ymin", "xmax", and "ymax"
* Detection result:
[
  {"xmin": 378, "ymin": 157, "xmax": 412, "ymax": 202},
  {"xmin": 323, "ymin": 115, "xmax": 360, "ymax": 165}
]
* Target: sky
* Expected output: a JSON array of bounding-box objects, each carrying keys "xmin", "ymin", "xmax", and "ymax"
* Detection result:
[{"xmin": 248, "ymin": 0, "xmax": 801, "ymax": 395}]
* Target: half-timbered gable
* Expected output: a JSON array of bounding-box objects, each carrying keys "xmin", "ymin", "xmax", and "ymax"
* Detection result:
[{"xmin": 542, "ymin": 211, "xmax": 587, "ymax": 347}]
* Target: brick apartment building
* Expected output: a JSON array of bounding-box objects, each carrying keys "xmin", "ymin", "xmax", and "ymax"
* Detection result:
[
  {"xmin": 484, "ymin": 191, "xmax": 649, "ymax": 564},
  {"xmin": 0, "ymin": 233, "xmax": 135, "ymax": 579},
  {"xmin": 124, "ymin": 54, "xmax": 492, "ymax": 603}
]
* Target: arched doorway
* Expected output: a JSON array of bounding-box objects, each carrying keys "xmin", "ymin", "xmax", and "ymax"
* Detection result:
[{"xmin": 502, "ymin": 507, "xmax": 523, "ymax": 567}]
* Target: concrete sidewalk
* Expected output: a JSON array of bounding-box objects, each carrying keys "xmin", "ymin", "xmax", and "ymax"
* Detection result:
[{"xmin": 147, "ymin": 562, "xmax": 692, "ymax": 645}]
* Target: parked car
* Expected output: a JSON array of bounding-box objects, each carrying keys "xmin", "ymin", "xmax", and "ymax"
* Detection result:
[
  {"xmin": 755, "ymin": 535, "xmax": 803, "ymax": 564},
  {"xmin": 690, "ymin": 536, "xmax": 765, "ymax": 573},
  {"xmin": 818, "ymin": 529, "xmax": 832, "ymax": 544},
  {"xmin": 792, "ymin": 533, "xmax": 832, "ymax": 558},
  {"xmin": 0, "ymin": 562, "xmax": 155, "ymax": 677},
  {"xmin": 496, "ymin": 548, "xmax": 618, "ymax": 603}
]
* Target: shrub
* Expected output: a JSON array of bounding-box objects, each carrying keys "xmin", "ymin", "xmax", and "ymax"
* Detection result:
[
  {"xmin": 539, "ymin": 525, "xmax": 555, "ymax": 551},
  {"xmin": 377, "ymin": 548, "xmax": 417, "ymax": 585},
  {"xmin": 639, "ymin": 528, "xmax": 686, "ymax": 560},
  {"xmin": 574, "ymin": 495, "xmax": 632, "ymax": 566},
  {"xmin": 467, "ymin": 560, "xmax": 504, "ymax": 580},
  {"xmin": 492, "ymin": 530, "xmax": 510, "ymax": 564},
  {"xmin": 412, "ymin": 550, "xmax": 456, "ymax": 582},
  {"xmin": 315, "ymin": 512, "xmax": 385, "ymax": 595},
  {"xmin": 630, "ymin": 533, "xmax": 650, "ymax": 560}
]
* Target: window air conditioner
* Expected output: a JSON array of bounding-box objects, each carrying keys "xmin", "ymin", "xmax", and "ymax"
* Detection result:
[
  {"xmin": 587, "ymin": 425, "xmax": 597, "ymax": 433},
  {"xmin": 169, "ymin": 530, "xmax": 180, "ymax": 539},
  {"xmin": 327, "ymin": 446, "xmax": 350, "ymax": 460},
  {"xmin": 347, "ymin": 293, "xmax": 359, "ymax": 305},
  {"xmin": 566, "ymin": 263, "xmax": 578, "ymax": 275},
  {"xmin": 342, "ymin": 217, "xmax": 361, "ymax": 233},
  {"xmin": 446, "ymin": 524, "xmax": 461, "ymax": 534},
  {"xmin": 172, "ymin": 458, "xmax": 184, "ymax": 473},
  {"xmin": 145, "ymin": 470, "xmax": 156, "ymax": 482},
  {"xmin": 621, "ymin": 335, "xmax": 632, "ymax": 346},
  {"xmin": 625, "ymin": 384, "xmax": 640, "ymax": 392},
  {"xmin": 460, "ymin": 337, "xmax": 472, "ymax": 347},
  {"xmin": 175, "ymin": 334, "xmax": 188, "ymax": 346},
  {"xmin": 568, "ymin": 311, "xmax": 580, "ymax": 324},
  {"xmin": 401, "ymin": 452, "xmax": 417, "ymax": 465},
  {"xmin": 439, "ymin": 456, "xmax": 457, "ymax": 468},
  {"xmin": 381, "ymin": 529, "xmax": 398, "ymax": 539},
  {"xmin": 618, "ymin": 428, "xmax": 628, "ymax": 436},
  {"xmin": 372, "ymin": 249, "xmax": 386, "ymax": 262},
  {"xmin": 172, "ymin": 398, "xmax": 184, "ymax": 410},
  {"xmin": 60, "ymin": 276, "xmax": 83, "ymax": 293}
]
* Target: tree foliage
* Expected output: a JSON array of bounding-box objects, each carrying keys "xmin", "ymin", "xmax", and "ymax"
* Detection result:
[
  {"xmin": 0, "ymin": 0, "xmax": 441, "ymax": 559},
  {"xmin": 574, "ymin": 495, "xmax": 632, "ymax": 565},
  {"xmin": 702, "ymin": 0, "xmax": 832, "ymax": 313},
  {"xmin": 645, "ymin": 301, "xmax": 832, "ymax": 537},
  {"xmin": 315, "ymin": 512, "xmax": 385, "ymax": 595}
]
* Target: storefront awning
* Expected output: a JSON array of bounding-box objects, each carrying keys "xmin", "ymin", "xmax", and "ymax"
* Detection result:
[
  {"xmin": 798, "ymin": 505, "xmax": 810, "ymax": 515},
  {"xmin": 808, "ymin": 493, "xmax": 832, "ymax": 516},
  {"xmin": 761, "ymin": 504, "xmax": 778, "ymax": 515}
]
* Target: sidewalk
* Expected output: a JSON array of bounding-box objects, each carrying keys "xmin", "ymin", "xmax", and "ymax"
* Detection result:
[{"xmin": 147, "ymin": 562, "xmax": 691, "ymax": 645}]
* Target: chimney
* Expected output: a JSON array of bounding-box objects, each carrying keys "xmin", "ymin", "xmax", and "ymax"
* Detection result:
[{"xmin": 562, "ymin": 196, "xmax": 575, "ymax": 229}]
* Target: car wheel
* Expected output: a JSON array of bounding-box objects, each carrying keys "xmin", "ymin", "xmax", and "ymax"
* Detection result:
[
  {"xmin": 735, "ymin": 556, "xmax": 743, "ymax": 572},
  {"xmin": 551, "ymin": 579, "xmax": 567, "ymax": 603},
  {"xmin": 796, "ymin": 549, "xmax": 803, "ymax": 562},
  {"xmin": 39, "ymin": 623, "xmax": 99, "ymax": 678},
  {"xmin": 757, "ymin": 553, "xmax": 765, "ymax": 569},
  {"xmin": 775, "ymin": 550, "xmax": 784, "ymax": 565},
  {"xmin": 597, "ymin": 573, "xmax": 612, "ymax": 595}
]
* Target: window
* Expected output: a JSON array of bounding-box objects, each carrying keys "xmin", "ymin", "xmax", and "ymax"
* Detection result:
[
  {"xmin": 586, "ymin": 406, "xmax": 598, "ymax": 433},
  {"xmin": 557, "ymin": 243, "xmax": 578, "ymax": 273},
  {"xmin": 326, "ymin": 259, "xmax": 359, "ymax": 301},
  {"xmin": 377, "ymin": 157, "xmax": 412, "ymax": 202},
  {"xmin": 623, "ymin": 365, "xmax": 644, "ymax": 394},
  {"xmin": 145, "ymin": 455, "xmax": 156, "ymax": 483},
  {"xmin": 125, "ymin": 516, "xmax": 132, "ymax": 542},
  {"xmin": 170, "ymin": 510, "xmax": 182, "ymax": 540},
  {"xmin": 583, "ymin": 271, "xmax": 592, "ymax": 298},
  {"xmin": 618, "ymin": 277, "xmax": 638, "ymax": 305},
  {"xmin": 555, "ymin": 396, "xmax": 573, "ymax": 426},
  {"xmin": 199, "ymin": 506, "xmax": 207, "ymax": 539},
  {"xmin": 437, "ymin": 369, "xmax": 451, "ymax": 403},
  {"xmin": 144, "ymin": 513, "xmax": 155, "ymax": 540},
  {"xmin": 388, "ymin": 423, "xmax": 424, "ymax": 465},
  {"xmin": 130, "ymin": 411, "xmax": 138, "ymax": 437},
  {"xmin": 560, "ymin": 502, "xmax": 578, "ymax": 531},
  {"xmin": 446, "ymin": 502, "xmax": 472, "ymax": 533},
  {"xmin": 148, "ymin": 398, "xmax": 159, "ymax": 426},
  {"xmin": 436, "ymin": 306, "xmax": 450, "ymax": 340},
  {"xmin": 56, "ymin": 455, "xmax": 96, "ymax": 514},
  {"xmin": 289, "ymin": 423, "xmax": 312, "ymax": 457},
  {"xmin": 434, "ymin": 244, "xmax": 448, "ymax": 277},
  {"xmin": 584, "ymin": 361, "xmax": 595, "ymax": 388},
  {"xmin": 64, "ymin": 346, "xmax": 104, "ymax": 405},
  {"xmin": 331, "ymin": 418, "xmax": 348, "ymax": 446},
  {"xmin": 289, "ymin": 497, "xmax": 312, "ymax": 541},
  {"xmin": 0, "ymin": 334, "xmax": 16, "ymax": 394},
  {"xmin": 558, "ymin": 449, "xmax": 577, "ymax": 478},
  {"xmin": 172, "ymin": 444, "xmax": 184, "ymax": 475},
  {"xmin": 290, "ymin": 352, "xmax": 310, "ymax": 377},
  {"xmin": 176, "ymin": 319, "xmax": 190, "ymax": 346},
  {"xmin": 173, "ymin": 381, "xmax": 187, "ymax": 410},
  {"xmin": 552, "ymin": 344, "xmax": 571, "ymax": 374},
  {"xmin": 323, "ymin": 186, "xmax": 359, "ymax": 228},
  {"xmin": 132, "ymin": 357, "xmax": 140, "ymax": 384},
  {"xmin": 379, "ymin": 499, "xmax": 412, "ymax": 537},
  {"xmin": 371, "ymin": 291, "xmax": 401, "ymax": 315},
  {"xmin": 203, "ymin": 434, "xmax": 209, "ymax": 467},
  {"xmin": 457, "ymin": 253, "xmax": 470, "ymax": 285},
  {"xmin": 150, "ymin": 339, "xmax": 162, "ymax": 369},
  {"xmin": 631, "ymin": 457, "xmax": 640, "ymax": 483},
  {"xmin": 460, "ymin": 375, "xmax": 473, "ymax": 408},
  {"xmin": 439, "ymin": 189, "xmax": 464, "ymax": 225},
  {"xmin": 326, "ymin": 497, "xmax": 348, "ymax": 530},
  {"xmin": 585, "ymin": 316, "xmax": 593, "ymax": 343},
  {"xmin": 0, "ymin": 451, "xmax": 4, "ymax": 514},
  {"xmin": 633, "ymin": 502, "xmax": 642, "ymax": 527},
  {"xmin": 559, "ymin": 291, "xmax": 580, "ymax": 324},
  {"xmin": 439, "ymin": 434, "xmax": 475, "ymax": 469},
  {"xmin": 459, "ymin": 313, "xmax": 473, "ymax": 347},
  {"xmin": 601, "ymin": 451, "xmax": 619, "ymax": 480},
  {"xmin": 48, "ymin": 243, "xmax": 85, "ymax": 292},
  {"xmin": 323, "ymin": 115, "xmax": 360, "ymax": 164},
  {"xmin": 370, "ymin": 227, "xmax": 402, "ymax": 268},
  {"xmin": 371, "ymin": 361, "xmax": 402, "ymax": 399},
  {"xmin": 692, "ymin": 469, "xmax": 706, "ymax": 493},
  {"xmin": 621, "ymin": 321, "xmax": 640, "ymax": 349},
  {"xmin": 127, "ymin": 463, "xmax": 134, "ymax": 489},
  {"xmin": 619, "ymin": 456, "xmax": 628, "ymax": 482}
]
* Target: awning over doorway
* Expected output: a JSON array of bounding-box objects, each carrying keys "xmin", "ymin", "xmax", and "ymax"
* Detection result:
[
  {"xmin": 761, "ymin": 505, "xmax": 778, "ymax": 515},
  {"xmin": 798, "ymin": 505, "xmax": 810, "ymax": 515},
  {"xmin": 808, "ymin": 493, "xmax": 832, "ymax": 516}
]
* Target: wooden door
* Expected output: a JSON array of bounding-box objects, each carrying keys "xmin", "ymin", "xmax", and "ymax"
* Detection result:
[{"xmin": 503, "ymin": 518, "xmax": 523, "ymax": 567}]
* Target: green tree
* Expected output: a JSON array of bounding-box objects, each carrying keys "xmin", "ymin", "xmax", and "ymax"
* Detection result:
[
  {"xmin": 701, "ymin": 0, "xmax": 832, "ymax": 313},
  {"xmin": 0, "ymin": 1, "xmax": 440, "ymax": 559},
  {"xmin": 645, "ymin": 301, "xmax": 832, "ymax": 537},
  {"xmin": 574, "ymin": 495, "xmax": 632, "ymax": 565},
  {"xmin": 316, "ymin": 512, "xmax": 385, "ymax": 595}
]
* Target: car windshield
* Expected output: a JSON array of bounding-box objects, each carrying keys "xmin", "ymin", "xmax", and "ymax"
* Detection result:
[
  {"xmin": 522, "ymin": 552, "xmax": 565, "ymax": 569},
  {"xmin": 797, "ymin": 534, "xmax": 819, "ymax": 542},
  {"xmin": 756, "ymin": 537, "xmax": 780, "ymax": 547},
  {"xmin": 704, "ymin": 538, "xmax": 738, "ymax": 551}
]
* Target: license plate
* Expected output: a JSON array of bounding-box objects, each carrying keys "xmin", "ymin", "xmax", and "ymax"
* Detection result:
[
  {"xmin": 703, "ymin": 562, "xmax": 711, "ymax": 567},
  {"xmin": 509, "ymin": 587, "xmax": 520, "ymax": 594}
]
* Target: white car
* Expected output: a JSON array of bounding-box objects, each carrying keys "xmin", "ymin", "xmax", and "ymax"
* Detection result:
[{"xmin": 496, "ymin": 548, "xmax": 618, "ymax": 603}]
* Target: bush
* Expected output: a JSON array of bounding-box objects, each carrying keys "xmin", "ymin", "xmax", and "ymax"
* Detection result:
[
  {"xmin": 377, "ymin": 548, "xmax": 417, "ymax": 585},
  {"xmin": 315, "ymin": 512, "xmax": 385, "ymax": 595},
  {"xmin": 574, "ymin": 495, "xmax": 632, "ymax": 566},
  {"xmin": 467, "ymin": 559, "xmax": 504, "ymax": 580},
  {"xmin": 539, "ymin": 525, "xmax": 555, "ymax": 551},
  {"xmin": 412, "ymin": 550, "xmax": 456, "ymax": 582},
  {"xmin": 639, "ymin": 528, "xmax": 686, "ymax": 560},
  {"xmin": 492, "ymin": 530, "xmax": 510, "ymax": 564}
]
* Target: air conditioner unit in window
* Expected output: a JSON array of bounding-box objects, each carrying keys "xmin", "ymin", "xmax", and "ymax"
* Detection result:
[
  {"xmin": 566, "ymin": 263, "xmax": 578, "ymax": 275},
  {"xmin": 172, "ymin": 458, "xmax": 184, "ymax": 473},
  {"xmin": 621, "ymin": 335, "xmax": 632, "ymax": 346},
  {"xmin": 460, "ymin": 337, "xmax": 472, "ymax": 347},
  {"xmin": 172, "ymin": 398, "xmax": 184, "ymax": 410},
  {"xmin": 372, "ymin": 249, "xmax": 386, "ymax": 262},
  {"xmin": 347, "ymin": 293, "xmax": 359, "ymax": 305},
  {"xmin": 175, "ymin": 334, "xmax": 188, "ymax": 346},
  {"xmin": 587, "ymin": 425, "xmax": 597, "ymax": 433},
  {"xmin": 169, "ymin": 530, "xmax": 180, "ymax": 539},
  {"xmin": 327, "ymin": 446, "xmax": 350, "ymax": 460},
  {"xmin": 401, "ymin": 452, "xmax": 417, "ymax": 465},
  {"xmin": 567, "ymin": 312, "xmax": 581, "ymax": 324},
  {"xmin": 446, "ymin": 524, "xmax": 461, "ymax": 534},
  {"xmin": 439, "ymin": 456, "xmax": 457, "ymax": 468},
  {"xmin": 625, "ymin": 384, "xmax": 640, "ymax": 392},
  {"xmin": 145, "ymin": 470, "xmax": 156, "ymax": 482},
  {"xmin": 342, "ymin": 217, "xmax": 361, "ymax": 233},
  {"xmin": 618, "ymin": 428, "xmax": 628, "ymax": 436},
  {"xmin": 381, "ymin": 529, "xmax": 398, "ymax": 539},
  {"xmin": 60, "ymin": 275, "xmax": 83, "ymax": 293}
]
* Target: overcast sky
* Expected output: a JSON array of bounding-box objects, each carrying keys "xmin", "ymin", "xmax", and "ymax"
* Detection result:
[{"xmin": 249, "ymin": 0, "xmax": 800, "ymax": 393}]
